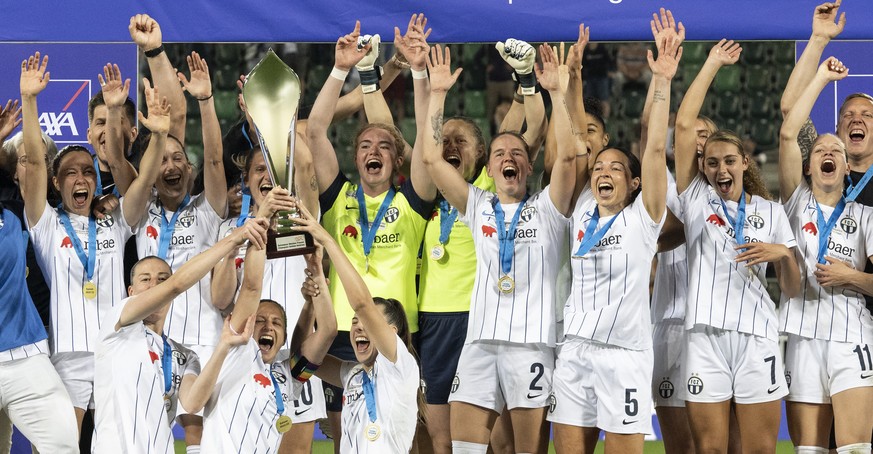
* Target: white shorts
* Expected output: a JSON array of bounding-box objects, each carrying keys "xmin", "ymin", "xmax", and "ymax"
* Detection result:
[
  {"xmin": 291, "ymin": 376, "xmax": 327, "ymax": 423},
  {"xmin": 448, "ymin": 341, "xmax": 554, "ymax": 412},
  {"xmin": 51, "ymin": 351, "xmax": 95, "ymax": 410},
  {"xmin": 652, "ymin": 321, "xmax": 686, "ymax": 407},
  {"xmin": 784, "ymin": 334, "xmax": 873, "ymax": 404},
  {"xmin": 178, "ymin": 344, "xmax": 214, "ymax": 417},
  {"xmin": 547, "ymin": 338, "xmax": 653, "ymax": 435},
  {"xmin": 685, "ymin": 325, "xmax": 788, "ymax": 404}
]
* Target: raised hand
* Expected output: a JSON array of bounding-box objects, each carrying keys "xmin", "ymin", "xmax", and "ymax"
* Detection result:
[
  {"xmin": 535, "ymin": 44, "xmax": 560, "ymax": 92},
  {"xmin": 301, "ymin": 244, "xmax": 325, "ymax": 301},
  {"xmin": 708, "ymin": 39, "xmax": 742, "ymax": 67},
  {"xmin": 356, "ymin": 34, "xmax": 381, "ymax": 71},
  {"xmin": 137, "ymin": 78, "xmax": 171, "ymax": 134},
  {"xmin": 496, "ymin": 39, "xmax": 536, "ymax": 75},
  {"xmin": 20, "ymin": 53, "xmax": 50, "ymax": 97},
  {"xmin": 426, "ymin": 44, "xmax": 463, "ymax": 93},
  {"xmin": 128, "ymin": 14, "xmax": 162, "ymax": 51},
  {"xmin": 650, "ymin": 8, "xmax": 685, "ymax": 46},
  {"xmin": 0, "ymin": 100, "xmax": 22, "ymax": 140},
  {"xmin": 220, "ymin": 314, "xmax": 255, "ymax": 346},
  {"xmin": 394, "ymin": 13, "xmax": 432, "ymax": 71},
  {"xmin": 177, "ymin": 51, "xmax": 213, "ymax": 100},
  {"xmin": 335, "ymin": 21, "xmax": 369, "ymax": 71},
  {"xmin": 648, "ymin": 34, "xmax": 682, "ymax": 80},
  {"xmin": 98, "ymin": 63, "xmax": 131, "ymax": 108},
  {"xmin": 812, "ymin": 1, "xmax": 846, "ymax": 40},
  {"xmin": 289, "ymin": 199, "xmax": 332, "ymax": 246},
  {"xmin": 255, "ymin": 187, "xmax": 295, "ymax": 218},
  {"xmin": 817, "ymin": 56, "xmax": 849, "ymax": 82},
  {"xmin": 234, "ymin": 217, "xmax": 270, "ymax": 250},
  {"xmin": 565, "ymin": 23, "xmax": 590, "ymax": 70}
]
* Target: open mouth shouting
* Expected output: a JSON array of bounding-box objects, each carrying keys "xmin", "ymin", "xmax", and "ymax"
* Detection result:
[
  {"xmin": 820, "ymin": 158, "xmax": 837, "ymax": 176},
  {"xmin": 502, "ymin": 164, "xmax": 519, "ymax": 181},
  {"xmin": 849, "ymin": 128, "xmax": 866, "ymax": 146},
  {"xmin": 355, "ymin": 335, "xmax": 371, "ymax": 355},
  {"xmin": 445, "ymin": 152, "xmax": 462, "ymax": 169},
  {"xmin": 72, "ymin": 188, "xmax": 90, "ymax": 207},
  {"xmin": 163, "ymin": 173, "xmax": 182, "ymax": 188},
  {"xmin": 257, "ymin": 334, "xmax": 275, "ymax": 355},
  {"xmin": 365, "ymin": 158, "xmax": 383, "ymax": 175},
  {"xmin": 259, "ymin": 182, "xmax": 274, "ymax": 198},
  {"xmin": 716, "ymin": 178, "xmax": 733, "ymax": 195}
]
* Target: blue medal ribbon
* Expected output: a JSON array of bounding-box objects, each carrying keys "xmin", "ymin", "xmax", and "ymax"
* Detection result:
[
  {"xmin": 236, "ymin": 193, "xmax": 252, "ymax": 228},
  {"xmin": 157, "ymin": 194, "xmax": 191, "ymax": 259},
  {"xmin": 846, "ymin": 166, "xmax": 873, "ymax": 202},
  {"xmin": 269, "ymin": 368, "xmax": 286, "ymax": 416},
  {"xmin": 491, "ymin": 194, "xmax": 530, "ymax": 275},
  {"xmin": 161, "ymin": 335, "xmax": 172, "ymax": 395},
  {"xmin": 438, "ymin": 200, "xmax": 458, "ymax": 245},
  {"xmin": 356, "ymin": 185, "xmax": 396, "ymax": 257},
  {"xmin": 56, "ymin": 205, "xmax": 96, "ymax": 282},
  {"xmin": 718, "ymin": 189, "xmax": 747, "ymax": 250},
  {"xmin": 93, "ymin": 156, "xmax": 120, "ymax": 197},
  {"xmin": 815, "ymin": 197, "xmax": 847, "ymax": 265},
  {"xmin": 362, "ymin": 371, "xmax": 377, "ymax": 423},
  {"xmin": 573, "ymin": 206, "xmax": 622, "ymax": 257}
]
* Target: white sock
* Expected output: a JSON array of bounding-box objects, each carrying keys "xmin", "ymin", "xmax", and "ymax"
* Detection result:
[
  {"xmin": 837, "ymin": 443, "xmax": 872, "ymax": 454},
  {"xmin": 795, "ymin": 447, "xmax": 829, "ymax": 454},
  {"xmin": 452, "ymin": 441, "xmax": 488, "ymax": 454},
  {"xmin": 186, "ymin": 446, "xmax": 201, "ymax": 454}
]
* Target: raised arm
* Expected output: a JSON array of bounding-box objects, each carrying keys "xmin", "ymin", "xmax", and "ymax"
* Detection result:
[
  {"xmin": 421, "ymin": 45, "xmax": 470, "ymax": 214},
  {"xmin": 117, "ymin": 220, "xmax": 267, "ymax": 329},
  {"xmin": 780, "ymin": 57, "xmax": 848, "ymax": 197},
  {"xmin": 178, "ymin": 51, "xmax": 227, "ymax": 215},
  {"xmin": 496, "ymin": 39, "xmax": 545, "ymax": 157},
  {"xmin": 781, "ymin": 1, "xmax": 845, "ymax": 117},
  {"xmin": 297, "ymin": 246, "xmax": 337, "ymax": 365},
  {"xmin": 121, "ymin": 79, "xmax": 171, "ymax": 227},
  {"xmin": 129, "ymin": 14, "xmax": 187, "ymax": 142},
  {"xmin": 229, "ymin": 228, "xmax": 267, "ymax": 333},
  {"xmin": 210, "ymin": 245, "xmax": 239, "ymax": 312},
  {"xmin": 305, "ymin": 22, "xmax": 369, "ymax": 192},
  {"xmin": 640, "ymin": 9, "xmax": 685, "ymax": 156},
  {"xmin": 674, "ymin": 39, "xmax": 741, "ymax": 193},
  {"xmin": 20, "ymin": 53, "xmax": 50, "ymax": 227},
  {"xmin": 641, "ymin": 35, "xmax": 681, "ymax": 221},
  {"xmin": 98, "ymin": 63, "xmax": 137, "ymax": 195},
  {"xmin": 536, "ymin": 44, "xmax": 576, "ymax": 216}
]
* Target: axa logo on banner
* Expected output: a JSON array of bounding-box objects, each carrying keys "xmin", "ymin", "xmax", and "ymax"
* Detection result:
[{"xmin": 37, "ymin": 80, "xmax": 91, "ymax": 145}]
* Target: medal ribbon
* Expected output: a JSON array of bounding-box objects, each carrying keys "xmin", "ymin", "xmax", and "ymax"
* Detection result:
[
  {"xmin": 57, "ymin": 205, "xmax": 96, "ymax": 282},
  {"xmin": 718, "ymin": 189, "xmax": 747, "ymax": 250},
  {"xmin": 815, "ymin": 197, "xmax": 847, "ymax": 265},
  {"xmin": 573, "ymin": 206, "xmax": 622, "ymax": 257},
  {"xmin": 846, "ymin": 166, "xmax": 873, "ymax": 202},
  {"xmin": 161, "ymin": 335, "xmax": 172, "ymax": 395},
  {"xmin": 362, "ymin": 372, "xmax": 378, "ymax": 423},
  {"xmin": 93, "ymin": 156, "xmax": 120, "ymax": 197},
  {"xmin": 491, "ymin": 194, "xmax": 530, "ymax": 275},
  {"xmin": 356, "ymin": 185, "xmax": 396, "ymax": 257},
  {"xmin": 438, "ymin": 200, "xmax": 458, "ymax": 245},
  {"xmin": 157, "ymin": 194, "xmax": 191, "ymax": 259},
  {"xmin": 236, "ymin": 193, "xmax": 252, "ymax": 228},
  {"xmin": 269, "ymin": 368, "xmax": 286, "ymax": 416}
]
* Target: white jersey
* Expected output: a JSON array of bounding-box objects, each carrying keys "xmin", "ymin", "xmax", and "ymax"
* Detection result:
[
  {"xmin": 779, "ymin": 182, "xmax": 873, "ymax": 343},
  {"xmin": 27, "ymin": 202, "xmax": 133, "ymax": 354},
  {"xmin": 135, "ymin": 192, "xmax": 224, "ymax": 346},
  {"xmin": 460, "ymin": 185, "xmax": 569, "ymax": 346},
  {"xmin": 563, "ymin": 189, "xmax": 664, "ymax": 350},
  {"xmin": 340, "ymin": 336, "xmax": 420, "ymax": 454},
  {"xmin": 94, "ymin": 302, "xmax": 201, "ymax": 454},
  {"xmin": 201, "ymin": 338, "xmax": 302, "ymax": 453},
  {"xmin": 652, "ymin": 173, "xmax": 689, "ymax": 322},
  {"xmin": 679, "ymin": 175, "xmax": 797, "ymax": 341}
]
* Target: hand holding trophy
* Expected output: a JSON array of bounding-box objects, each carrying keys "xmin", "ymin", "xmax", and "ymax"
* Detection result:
[{"xmin": 242, "ymin": 50, "xmax": 316, "ymax": 258}]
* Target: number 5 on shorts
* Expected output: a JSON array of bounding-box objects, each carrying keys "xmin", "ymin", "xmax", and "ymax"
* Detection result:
[{"xmin": 625, "ymin": 388, "xmax": 638, "ymax": 417}]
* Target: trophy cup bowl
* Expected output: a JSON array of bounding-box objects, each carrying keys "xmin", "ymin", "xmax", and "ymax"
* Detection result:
[{"xmin": 242, "ymin": 49, "xmax": 316, "ymax": 258}]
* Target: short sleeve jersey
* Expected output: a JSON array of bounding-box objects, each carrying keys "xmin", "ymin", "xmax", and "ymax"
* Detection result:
[
  {"xmin": 320, "ymin": 173, "xmax": 432, "ymax": 332},
  {"xmin": 780, "ymin": 182, "xmax": 873, "ymax": 343},
  {"xmin": 651, "ymin": 173, "xmax": 688, "ymax": 322},
  {"xmin": 27, "ymin": 202, "xmax": 133, "ymax": 353},
  {"xmin": 201, "ymin": 338, "xmax": 302, "ymax": 453},
  {"xmin": 339, "ymin": 336, "xmax": 420, "ymax": 454},
  {"xmin": 679, "ymin": 175, "xmax": 797, "ymax": 341},
  {"xmin": 459, "ymin": 185, "xmax": 569, "ymax": 346},
  {"xmin": 134, "ymin": 191, "xmax": 224, "ymax": 346},
  {"xmin": 94, "ymin": 302, "xmax": 201, "ymax": 454},
  {"xmin": 418, "ymin": 169, "xmax": 495, "ymax": 313},
  {"xmin": 564, "ymin": 189, "xmax": 664, "ymax": 350}
]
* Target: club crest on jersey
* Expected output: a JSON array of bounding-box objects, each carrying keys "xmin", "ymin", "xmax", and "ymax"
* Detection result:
[
  {"xmin": 687, "ymin": 375, "xmax": 704, "ymax": 395},
  {"xmin": 342, "ymin": 225, "xmax": 359, "ymax": 239},
  {"xmin": 548, "ymin": 394, "xmax": 557, "ymax": 413},
  {"xmin": 420, "ymin": 378, "xmax": 428, "ymax": 394},
  {"xmin": 658, "ymin": 379, "xmax": 674, "ymax": 399},
  {"xmin": 253, "ymin": 373, "xmax": 271, "ymax": 388},
  {"xmin": 177, "ymin": 213, "xmax": 195, "ymax": 229},
  {"xmin": 802, "ymin": 222, "xmax": 818, "ymax": 236},
  {"xmin": 272, "ymin": 371, "xmax": 287, "ymax": 384},
  {"xmin": 96, "ymin": 214, "xmax": 115, "ymax": 228},
  {"xmin": 706, "ymin": 214, "xmax": 726, "ymax": 227},
  {"xmin": 747, "ymin": 213, "xmax": 764, "ymax": 229},
  {"xmin": 324, "ymin": 386, "xmax": 336, "ymax": 404},
  {"xmin": 785, "ymin": 371, "xmax": 791, "ymax": 388},
  {"xmin": 172, "ymin": 350, "xmax": 188, "ymax": 365},
  {"xmin": 384, "ymin": 207, "xmax": 399, "ymax": 223},
  {"xmin": 451, "ymin": 375, "xmax": 460, "ymax": 393},
  {"xmin": 520, "ymin": 205, "xmax": 537, "ymax": 223},
  {"xmin": 840, "ymin": 217, "xmax": 857, "ymax": 235}
]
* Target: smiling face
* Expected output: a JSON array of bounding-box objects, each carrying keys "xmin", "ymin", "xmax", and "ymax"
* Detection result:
[
  {"xmin": 349, "ymin": 306, "xmax": 397, "ymax": 367},
  {"xmin": 355, "ymin": 126, "xmax": 402, "ymax": 193},
  {"xmin": 244, "ymin": 150, "xmax": 273, "ymax": 209},
  {"xmin": 53, "ymin": 149, "xmax": 97, "ymax": 216},
  {"xmin": 87, "ymin": 104, "xmax": 136, "ymax": 164},
  {"xmin": 703, "ymin": 140, "xmax": 749, "ymax": 202},
  {"xmin": 442, "ymin": 119, "xmax": 484, "ymax": 181},
  {"xmin": 486, "ymin": 133, "xmax": 532, "ymax": 199},
  {"xmin": 584, "ymin": 113, "xmax": 609, "ymax": 156},
  {"xmin": 837, "ymin": 96, "xmax": 873, "ymax": 165},
  {"xmin": 154, "ymin": 138, "xmax": 193, "ymax": 205},
  {"xmin": 127, "ymin": 257, "xmax": 172, "ymax": 326},
  {"xmin": 590, "ymin": 148, "xmax": 639, "ymax": 214},
  {"xmin": 255, "ymin": 301, "xmax": 287, "ymax": 364},
  {"xmin": 807, "ymin": 133, "xmax": 849, "ymax": 192}
]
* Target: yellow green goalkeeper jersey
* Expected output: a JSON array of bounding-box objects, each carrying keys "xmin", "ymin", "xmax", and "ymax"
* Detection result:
[
  {"xmin": 418, "ymin": 168, "xmax": 495, "ymax": 313},
  {"xmin": 320, "ymin": 172, "xmax": 432, "ymax": 332}
]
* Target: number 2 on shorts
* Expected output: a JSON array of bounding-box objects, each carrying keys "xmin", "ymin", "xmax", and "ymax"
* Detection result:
[{"xmin": 529, "ymin": 362, "xmax": 544, "ymax": 391}]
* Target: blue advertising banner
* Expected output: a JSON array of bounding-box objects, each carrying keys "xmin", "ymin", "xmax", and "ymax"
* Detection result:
[
  {"xmin": 0, "ymin": 43, "xmax": 137, "ymax": 148},
  {"xmin": 3, "ymin": 1, "xmax": 872, "ymax": 43}
]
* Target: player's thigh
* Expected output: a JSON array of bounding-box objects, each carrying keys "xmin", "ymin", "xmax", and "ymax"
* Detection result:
[
  {"xmin": 489, "ymin": 410, "xmax": 514, "ymax": 454},
  {"xmin": 448, "ymin": 342, "xmax": 503, "ymax": 413},
  {"xmin": 831, "ymin": 386, "xmax": 873, "ymax": 446},
  {"xmin": 279, "ymin": 421, "xmax": 314, "ymax": 454},
  {"xmin": 652, "ymin": 321, "xmax": 687, "ymax": 407},
  {"xmin": 732, "ymin": 333, "xmax": 788, "ymax": 404},
  {"xmin": 507, "ymin": 406, "xmax": 548, "ymax": 453},
  {"xmin": 685, "ymin": 400, "xmax": 731, "ymax": 454},
  {"xmin": 449, "ymin": 401, "xmax": 499, "ymax": 445},
  {"xmin": 785, "ymin": 401, "xmax": 832, "ymax": 448},
  {"xmin": 733, "ymin": 400, "xmax": 782, "ymax": 454},
  {"xmin": 553, "ymin": 423, "xmax": 598, "ymax": 454},
  {"xmin": 423, "ymin": 403, "xmax": 451, "ymax": 454},
  {"xmin": 654, "ymin": 406, "xmax": 695, "ymax": 454},
  {"xmin": 496, "ymin": 342, "xmax": 554, "ymax": 411}
]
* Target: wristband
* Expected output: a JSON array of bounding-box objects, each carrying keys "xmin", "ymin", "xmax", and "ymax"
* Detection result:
[
  {"xmin": 391, "ymin": 55, "xmax": 411, "ymax": 70},
  {"xmin": 330, "ymin": 67, "xmax": 350, "ymax": 81},
  {"xmin": 411, "ymin": 68, "xmax": 428, "ymax": 80},
  {"xmin": 289, "ymin": 353, "xmax": 321, "ymax": 382},
  {"xmin": 359, "ymin": 66, "xmax": 382, "ymax": 94},
  {"xmin": 513, "ymin": 71, "xmax": 538, "ymax": 95},
  {"xmin": 196, "ymin": 93, "xmax": 213, "ymax": 101},
  {"xmin": 144, "ymin": 45, "xmax": 165, "ymax": 58}
]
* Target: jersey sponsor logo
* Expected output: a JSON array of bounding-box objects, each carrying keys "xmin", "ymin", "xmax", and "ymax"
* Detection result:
[
  {"xmin": 840, "ymin": 217, "xmax": 858, "ymax": 235},
  {"xmin": 235, "ymin": 257, "xmax": 244, "ymax": 269},
  {"xmin": 706, "ymin": 214, "xmax": 726, "ymax": 227},
  {"xmin": 172, "ymin": 350, "xmax": 188, "ymax": 365},
  {"xmin": 60, "ymin": 236, "xmax": 74, "ymax": 248},
  {"xmin": 747, "ymin": 213, "xmax": 764, "ymax": 229},
  {"xmin": 384, "ymin": 207, "xmax": 399, "ymax": 223},
  {"xmin": 802, "ymin": 222, "xmax": 818, "ymax": 236},
  {"xmin": 658, "ymin": 379, "xmax": 674, "ymax": 399},
  {"xmin": 827, "ymin": 238, "xmax": 855, "ymax": 257},
  {"xmin": 62, "ymin": 236, "xmax": 116, "ymax": 252},
  {"xmin": 372, "ymin": 232, "xmax": 401, "ymax": 244},
  {"xmin": 481, "ymin": 225, "xmax": 497, "ymax": 237},
  {"xmin": 253, "ymin": 373, "xmax": 272, "ymax": 388},
  {"xmin": 169, "ymin": 234, "xmax": 196, "ymax": 246},
  {"xmin": 593, "ymin": 234, "xmax": 621, "ymax": 248},
  {"xmin": 146, "ymin": 225, "xmax": 159, "ymax": 240},
  {"xmin": 344, "ymin": 388, "xmax": 364, "ymax": 404},
  {"xmin": 342, "ymin": 225, "xmax": 359, "ymax": 239},
  {"xmin": 520, "ymin": 205, "xmax": 537, "ymax": 223},
  {"xmin": 687, "ymin": 375, "xmax": 703, "ymax": 395},
  {"xmin": 576, "ymin": 230, "xmax": 585, "ymax": 242},
  {"xmin": 149, "ymin": 350, "xmax": 160, "ymax": 363},
  {"xmin": 451, "ymin": 375, "xmax": 460, "ymax": 393},
  {"xmin": 96, "ymin": 214, "xmax": 115, "ymax": 228}
]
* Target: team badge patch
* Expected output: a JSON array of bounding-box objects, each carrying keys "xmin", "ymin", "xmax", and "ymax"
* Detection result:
[
  {"xmin": 840, "ymin": 217, "xmax": 858, "ymax": 235},
  {"xmin": 747, "ymin": 213, "xmax": 764, "ymax": 229},
  {"xmin": 687, "ymin": 375, "xmax": 704, "ymax": 395},
  {"xmin": 658, "ymin": 379, "xmax": 674, "ymax": 399},
  {"xmin": 96, "ymin": 214, "xmax": 115, "ymax": 228},
  {"xmin": 548, "ymin": 394, "xmax": 557, "ymax": 413},
  {"xmin": 785, "ymin": 371, "xmax": 791, "ymax": 388},
  {"xmin": 520, "ymin": 205, "xmax": 537, "ymax": 223},
  {"xmin": 172, "ymin": 350, "xmax": 188, "ymax": 365},
  {"xmin": 324, "ymin": 386, "xmax": 336, "ymax": 404},
  {"xmin": 420, "ymin": 378, "xmax": 428, "ymax": 394},
  {"xmin": 178, "ymin": 213, "xmax": 195, "ymax": 229},
  {"xmin": 451, "ymin": 375, "xmax": 460, "ymax": 393},
  {"xmin": 384, "ymin": 207, "xmax": 399, "ymax": 223}
]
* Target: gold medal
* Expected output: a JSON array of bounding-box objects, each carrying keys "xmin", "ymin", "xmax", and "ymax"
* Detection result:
[
  {"xmin": 497, "ymin": 275, "xmax": 515, "ymax": 294},
  {"xmin": 275, "ymin": 414, "xmax": 293, "ymax": 433},
  {"xmin": 430, "ymin": 244, "xmax": 445, "ymax": 261},
  {"xmin": 365, "ymin": 422, "xmax": 381, "ymax": 441},
  {"xmin": 83, "ymin": 281, "xmax": 98, "ymax": 299}
]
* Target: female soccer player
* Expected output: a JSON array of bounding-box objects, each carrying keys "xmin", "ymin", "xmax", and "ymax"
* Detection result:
[{"xmin": 778, "ymin": 57, "xmax": 873, "ymax": 454}]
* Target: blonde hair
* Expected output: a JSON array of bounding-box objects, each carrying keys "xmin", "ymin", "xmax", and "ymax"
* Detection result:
[{"xmin": 703, "ymin": 130, "xmax": 772, "ymax": 200}]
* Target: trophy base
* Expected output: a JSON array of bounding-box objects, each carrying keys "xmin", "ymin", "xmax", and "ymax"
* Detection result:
[{"xmin": 267, "ymin": 230, "xmax": 316, "ymax": 259}]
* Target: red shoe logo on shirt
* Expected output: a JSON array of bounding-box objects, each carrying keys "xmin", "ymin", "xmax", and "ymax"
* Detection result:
[
  {"xmin": 149, "ymin": 351, "xmax": 159, "ymax": 363},
  {"xmin": 253, "ymin": 373, "xmax": 271, "ymax": 388},
  {"xmin": 146, "ymin": 225, "xmax": 159, "ymax": 240},
  {"xmin": 577, "ymin": 230, "xmax": 585, "ymax": 242},
  {"xmin": 342, "ymin": 225, "xmax": 358, "ymax": 239},
  {"xmin": 802, "ymin": 222, "xmax": 818, "ymax": 236},
  {"xmin": 235, "ymin": 257, "xmax": 244, "ymax": 269},
  {"xmin": 706, "ymin": 214, "xmax": 726, "ymax": 227},
  {"xmin": 60, "ymin": 236, "xmax": 73, "ymax": 248},
  {"xmin": 482, "ymin": 225, "xmax": 497, "ymax": 237}
]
